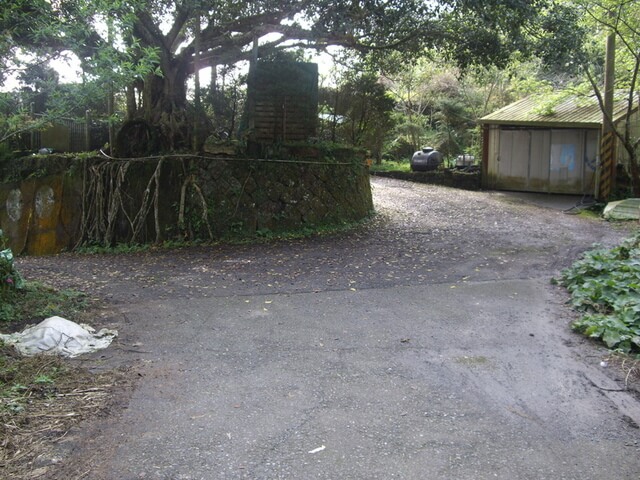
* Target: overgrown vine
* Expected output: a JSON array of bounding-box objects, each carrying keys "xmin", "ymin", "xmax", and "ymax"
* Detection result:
[{"xmin": 76, "ymin": 158, "xmax": 164, "ymax": 247}]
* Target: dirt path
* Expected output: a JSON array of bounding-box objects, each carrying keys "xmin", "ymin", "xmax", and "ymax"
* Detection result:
[
  {"xmin": 17, "ymin": 177, "xmax": 640, "ymax": 479},
  {"xmin": 21, "ymin": 179, "xmax": 631, "ymax": 300}
]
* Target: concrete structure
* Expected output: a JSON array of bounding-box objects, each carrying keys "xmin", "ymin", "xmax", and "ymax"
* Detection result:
[{"xmin": 479, "ymin": 95, "xmax": 639, "ymax": 194}]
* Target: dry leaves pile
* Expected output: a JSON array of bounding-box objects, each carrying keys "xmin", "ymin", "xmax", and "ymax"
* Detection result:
[
  {"xmin": 0, "ymin": 347, "xmax": 128, "ymax": 479},
  {"xmin": 605, "ymin": 353, "xmax": 640, "ymax": 393}
]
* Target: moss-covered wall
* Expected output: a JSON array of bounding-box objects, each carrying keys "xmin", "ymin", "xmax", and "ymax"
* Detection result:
[{"xmin": 0, "ymin": 153, "xmax": 373, "ymax": 255}]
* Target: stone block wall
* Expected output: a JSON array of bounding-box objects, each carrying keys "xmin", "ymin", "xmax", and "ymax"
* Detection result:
[
  {"xmin": 0, "ymin": 154, "xmax": 373, "ymax": 255},
  {"xmin": 370, "ymin": 169, "xmax": 481, "ymax": 190}
]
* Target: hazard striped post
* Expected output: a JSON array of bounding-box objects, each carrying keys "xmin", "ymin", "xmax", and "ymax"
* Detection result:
[
  {"xmin": 598, "ymin": 131, "xmax": 616, "ymax": 200},
  {"xmin": 598, "ymin": 24, "xmax": 616, "ymax": 201}
]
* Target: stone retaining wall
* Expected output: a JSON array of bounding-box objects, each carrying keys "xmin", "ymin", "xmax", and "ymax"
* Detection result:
[
  {"xmin": 0, "ymin": 154, "xmax": 373, "ymax": 255},
  {"xmin": 370, "ymin": 169, "xmax": 481, "ymax": 190}
]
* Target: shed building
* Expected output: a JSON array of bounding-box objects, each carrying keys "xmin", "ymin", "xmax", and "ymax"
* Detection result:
[{"xmin": 478, "ymin": 95, "xmax": 639, "ymax": 195}]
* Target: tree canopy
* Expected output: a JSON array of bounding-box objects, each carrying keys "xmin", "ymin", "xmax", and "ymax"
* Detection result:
[{"xmin": 1, "ymin": 0, "xmax": 588, "ymax": 152}]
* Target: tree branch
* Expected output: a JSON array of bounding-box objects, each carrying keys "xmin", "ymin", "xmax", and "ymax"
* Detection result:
[{"xmin": 167, "ymin": 4, "xmax": 193, "ymax": 54}]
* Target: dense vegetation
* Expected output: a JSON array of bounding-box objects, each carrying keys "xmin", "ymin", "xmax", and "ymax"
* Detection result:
[
  {"xmin": 558, "ymin": 232, "xmax": 640, "ymax": 354},
  {"xmin": 1, "ymin": 1, "xmax": 635, "ymax": 175},
  {"xmin": 0, "ymin": 230, "xmax": 87, "ymax": 323},
  {"xmin": 0, "ymin": 1, "xmax": 638, "ymax": 184}
]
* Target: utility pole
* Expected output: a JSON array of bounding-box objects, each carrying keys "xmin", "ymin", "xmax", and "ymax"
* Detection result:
[{"xmin": 597, "ymin": 19, "xmax": 617, "ymax": 200}]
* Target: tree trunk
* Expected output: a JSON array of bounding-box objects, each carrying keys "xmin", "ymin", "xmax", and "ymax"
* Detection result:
[
  {"xmin": 142, "ymin": 58, "xmax": 191, "ymax": 152},
  {"xmin": 622, "ymin": 144, "xmax": 640, "ymax": 197},
  {"xmin": 629, "ymin": 158, "xmax": 640, "ymax": 197},
  {"xmin": 126, "ymin": 84, "xmax": 137, "ymax": 121}
]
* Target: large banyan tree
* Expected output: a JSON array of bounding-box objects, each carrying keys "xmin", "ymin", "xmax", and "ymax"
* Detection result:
[{"xmin": 2, "ymin": 0, "xmax": 580, "ymax": 152}]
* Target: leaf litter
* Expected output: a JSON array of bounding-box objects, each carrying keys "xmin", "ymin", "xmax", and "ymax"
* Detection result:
[{"xmin": 0, "ymin": 343, "xmax": 134, "ymax": 479}]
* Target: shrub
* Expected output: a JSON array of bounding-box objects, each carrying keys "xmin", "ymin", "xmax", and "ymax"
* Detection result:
[
  {"xmin": 557, "ymin": 232, "xmax": 640, "ymax": 354},
  {"xmin": 0, "ymin": 229, "xmax": 24, "ymax": 294}
]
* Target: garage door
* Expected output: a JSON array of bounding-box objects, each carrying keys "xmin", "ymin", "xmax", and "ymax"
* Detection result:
[{"xmin": 494, "ymin": 128, "xmax": 597, "ymax": 194}]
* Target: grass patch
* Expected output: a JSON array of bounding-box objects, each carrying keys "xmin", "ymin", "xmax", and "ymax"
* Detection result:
[
  {"xmin": 75, "ymin": 242, "xmax": 150, "ymax": 255},
  {"xmin": 369, "ymin": 160, "xmax": 411, "ymax": 173},
  {"xmin": 0, "ymin": 343, "xmax": 127, "ymax": 478},
  {"xmin": 241, "ymin": 216, "xmax": 374, "ymax": 243},
  {"xmin": 0, "ymin": 348, "xmax": 69, "ymax": 416},
  {"xmin": 158, "ymin": 215, "xmax": 375, "ymax": 248},
  {"xmin": 0, "ymin": 282, "xmax": 89, "ymax": 326},
  {"xmin": 556, "ymin": 231, "xmax": 640, "ymax": 354},
  {"xmin": 577, "ymin": 209, "xmax": 603, "ymax": 220},
  {"xmin": 0, "ymin": 229, "xmax": 121, "ymax": 477},
  {"xmin": 0, "ymin": 283, "xmax": 123, "ymax": 478}
]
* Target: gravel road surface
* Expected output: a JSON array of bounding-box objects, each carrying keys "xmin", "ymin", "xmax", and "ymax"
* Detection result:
[{"xmin": 19, "ymin": 176, "xmax": 640, "ymax": 479}]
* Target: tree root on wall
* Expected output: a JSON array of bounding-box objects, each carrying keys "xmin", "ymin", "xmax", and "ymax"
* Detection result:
[
  {"xmin": 75, "ymin": 159, "xmax": 164, "ymax": 248},
  {"xmin": 178, "ymin": 174, "xmax": 213, "ymax": 241}
]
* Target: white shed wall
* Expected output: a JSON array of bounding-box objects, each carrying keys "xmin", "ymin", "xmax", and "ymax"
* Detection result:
[{"xmin": 485, "ymin": 127, "xmax": 598, "ymax": 194}]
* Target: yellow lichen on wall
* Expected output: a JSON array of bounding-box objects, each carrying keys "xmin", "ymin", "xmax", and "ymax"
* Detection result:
[{"xmin": 0, "ymin": 175, "xmax": 80, "ymax": 255}]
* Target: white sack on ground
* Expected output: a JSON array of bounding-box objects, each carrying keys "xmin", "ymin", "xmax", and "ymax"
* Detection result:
[
  {"xmin": 603, "ymin": 198, "xmax": 640, "ymax": 221},
  {"xmin": 0, "ymin": 316, "xmax": 118, "ymax": 357}
]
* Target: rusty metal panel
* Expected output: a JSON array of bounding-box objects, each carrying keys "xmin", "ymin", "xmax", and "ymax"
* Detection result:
[
  {"xmin": 495, "ymin": 129, "xmax": 530, "ymax": 190},
  {"xmin": 484, "ymin": 126, "xmax": 501, "ymax": 189},
  {"xmin": 549, "ymin": 130, "xmax": 587, "ymax": 194},
  {"xmin": 34, "ymin": 116, "xmax": 90, "ymax": 152},
  {"xmin": 584, "ymin": 130, "xmax": 598, "ymax": 193},
  {"xmin": 485, "ymin": 127, "xmax": 598, "ymax": 194},
  {"xmin": 529, "ymin": 130, "xmax": 551, "ymax": 192}
]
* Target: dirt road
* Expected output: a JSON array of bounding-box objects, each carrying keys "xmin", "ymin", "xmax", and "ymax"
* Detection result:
[{"xmin": 19, "ymin": 177, "xmax": 640, "ymax": 479}]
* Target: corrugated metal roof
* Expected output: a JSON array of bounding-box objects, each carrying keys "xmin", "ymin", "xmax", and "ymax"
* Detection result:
[{"xmin": 478, "ymin": 95, "xmax": 634, "ymax": 128}]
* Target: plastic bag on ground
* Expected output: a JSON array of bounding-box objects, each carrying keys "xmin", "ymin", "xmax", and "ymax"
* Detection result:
[{"xmin": 0, "ymin": 316, "xmax": 118, "ymax": 357}]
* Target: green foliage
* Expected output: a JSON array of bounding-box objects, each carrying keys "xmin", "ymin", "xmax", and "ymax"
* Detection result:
[
  {"xmin": 0, "ymin": 282, "xmax": 88, "ymax": 323},
  {"xmin": 0, "ymin": 91, "xmax": 50, "ymax": 147},
  {"xmin": 556, "ymin": 0, "xmax": 640, "ymax": 195},
  {"xmin": 75, "ymin": 242, "xmax": 150, "ymax": 255},
  {"xmin": 437, "ymin": 0, "xmax": 585, "ymax": 71},
  {"xmin": 529, "ymin": 87, "xmax": 572, "ymax": 116},
  {"xmin": 0, "ymin": 229, "xmax": 86, "ymax": 323},
  {"xmin": 0, "ymin": 348, "xmax": 67, "ymax": 414},
  {"xmin": 532, "ymin": 2, "xmax": 588, "ymax": 75},
  {"xmin": 558, "ymin": 232, "xmax": 640, "ymax": 353},
  {"xmin": 382, "ymin": 57, "xmax": 488, "ymax": 161},
  {"xmin": 0, "ymin": 230, "xmax": 24, "ymax": 295},
  {"xmin": 369, "ymin": 160, "xmax": 411, "ymax": 173},
  {"xmin": 3, "ymin": 0, "xmax": 579, "ymax": 152},
  {"xmin": 318, "ymin": 69, "xmax": 395, "ymax": 161},
  {"xmin": 0, "ymin": 140, "xmax": 13, "ymax": 165}
]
